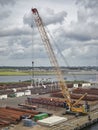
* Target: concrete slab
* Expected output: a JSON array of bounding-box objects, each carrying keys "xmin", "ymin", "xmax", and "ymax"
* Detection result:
[{"xmin": 38, "ymin": 115, "xmax": 67, "ymax": 126}]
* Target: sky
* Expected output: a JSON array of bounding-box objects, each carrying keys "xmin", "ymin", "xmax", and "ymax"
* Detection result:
[{"xmin": 0, "ymin": 0, "xmax": 98, "ymax": 67}]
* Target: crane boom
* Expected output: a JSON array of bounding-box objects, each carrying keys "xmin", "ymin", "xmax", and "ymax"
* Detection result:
[
  {"xmin": 31, "ymin": 8, "xmax": 71, "ymax": 106},
  {"xmin": 31, "ymin": 8, "xmax": 89, "ymax": 114}
]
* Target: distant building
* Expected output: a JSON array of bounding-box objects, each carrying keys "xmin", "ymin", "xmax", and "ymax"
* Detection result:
[
  {"xmin": 82, "ymin": 83, "xmax": 91, "ymax": 88},
  {"xmin": 73, "ymin": 84, "xmax": 78, "ymax": 88}
]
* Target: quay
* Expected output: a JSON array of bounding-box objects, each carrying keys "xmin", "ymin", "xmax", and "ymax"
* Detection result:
[{"xmin": 48, "ymin": 108, "xmax": 98, "ymax": 130}]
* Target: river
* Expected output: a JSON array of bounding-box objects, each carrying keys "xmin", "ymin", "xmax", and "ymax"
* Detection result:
[
  {"xmin": 0, "ymin": 74, "xmax": 97, "ymax": 82},
  {"xmin": 83, "ymin": 123, "xmax": 98, "ymax": 130}
]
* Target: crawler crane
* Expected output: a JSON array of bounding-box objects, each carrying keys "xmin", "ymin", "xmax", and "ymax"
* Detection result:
[{"xmin": 31, "ymin": 8, "xmax": 89, "ymax": 115}]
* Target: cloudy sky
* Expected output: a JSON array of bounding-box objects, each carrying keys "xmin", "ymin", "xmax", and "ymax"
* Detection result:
[{"xmin": 0, "ymin": 0, "xmax": 98, "ymax": 67}]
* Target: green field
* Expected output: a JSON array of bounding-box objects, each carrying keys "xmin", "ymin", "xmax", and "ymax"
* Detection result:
[
  {"xmin": 0, "ymin": 69, "xmax": 54, "ymax": 76},
  {"xmin": 0, "ymin": 71, "xmax": 30, "ymax": 76}
]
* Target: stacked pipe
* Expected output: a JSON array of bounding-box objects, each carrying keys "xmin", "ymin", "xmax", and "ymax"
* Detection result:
[
  {"xmin": 0, "ymin": 83, "xmax": 60, "ymax": 95},
  {"xmin": 51, "ymin": 92, "xmax": 98, "ymax": 101},
  {"xmin": 0, "ymin": 82, "xmax": 72, "ymax": 91},
  {"xmin": 73, "ymin": 88, "xmax": 98, "ymax": 95},
  {"xmin": 27, "ymin": 97, "xmax": 64, "ymax": 108},
  {"xmin": 0, "ymin": 106, "xmax": 39, "ymax": 127}
]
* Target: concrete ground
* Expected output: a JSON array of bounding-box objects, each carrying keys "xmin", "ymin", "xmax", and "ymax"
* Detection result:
[
  {"xmin": 1, "ymin": 94, "xmax": 98, "ymax": 130},
  {"xmin": 0, "ymin": 94, "xmax": 69, "ymax": 130},
  {"xmin": 0, "ymin": 94, "xmax": 50, "ymax": 107}
]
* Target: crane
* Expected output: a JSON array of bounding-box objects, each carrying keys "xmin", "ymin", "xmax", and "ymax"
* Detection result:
[{"xmin": 31, "ymin": 8, "xmax": 89, "ymax": 115}]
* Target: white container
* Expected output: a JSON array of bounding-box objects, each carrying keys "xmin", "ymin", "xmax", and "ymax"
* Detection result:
[
  {"xmin": 73, "ymin": 84, "xmax": 78, "ymax": 88},
  {"xmin": 24, "ymin": 90, "xmax": 31, "ymax": 96},
  {"xmin": 15, "ymin": 92, "xmax": 24, "ymax": 97},
  {"xmin": 82, "ymin": 83, "xmax": 91, "ymax": 88},
  {"xmin": 0, "ymin": 94, "xmax": 7, "ymax": 99},
  {"xmin": 12, "ymin": 88, "xmax": 17, "ymax": 92},
  {"xmin": 27, "ymin": 86, "xmax": 33, "ymax": 89}
]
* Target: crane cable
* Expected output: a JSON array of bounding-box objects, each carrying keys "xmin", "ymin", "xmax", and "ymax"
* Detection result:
[{"xmin": 45, "ymin": 26, "xmax": 77, "ymax": 81}]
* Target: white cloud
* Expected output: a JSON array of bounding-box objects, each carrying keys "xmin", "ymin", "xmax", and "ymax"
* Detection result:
[
  {"xmin": 0, "ymin": 25, "xmax": 32, "ymax": 37},
  {"xmin": 0, "ymin": 0, "xmax": 98, "ymax": 66},
  {"xmin": 23, "ymin": 8, "xmax": 67, "ymax": 27}
]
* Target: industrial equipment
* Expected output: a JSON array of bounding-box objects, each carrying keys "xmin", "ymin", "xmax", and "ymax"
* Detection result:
[{"xmin": 31, "ymin": 8, "xmax": 89, "ymax": 115}]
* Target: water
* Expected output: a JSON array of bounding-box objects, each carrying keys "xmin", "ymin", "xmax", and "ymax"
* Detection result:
[
  {"xmin": 0, "ymin": 74, "xmax": 97, "ymax": 82},
  {"xmin": 0, "ymin": 75, "xmax": 32, "ymax": 82},
  {"xmin": 83, "ymin": 123, "xmax": 98, "ymax": 130}
]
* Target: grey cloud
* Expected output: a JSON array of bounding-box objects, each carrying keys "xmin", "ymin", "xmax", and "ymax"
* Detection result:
[
  {"xmin": 0, "ymin": 0, "xmax": 97, "ymax": 66},
  {"xmin": 0, "ymin": 43, "xmax": 9, "ymax": 56},
  {"xmin": 23, "ymin": 8, "xmax": 67, "ymax": 27},
  {"xmin": 9, "ymin": 42, "xmax": 47, "ymax": 60},
  {"xmin": 75, "ymin": 46, "xmax": 98, "ymax": 62},
  {"xmin": 9, "ymin": 51, "xmax": 26, "ymax": 59},
  {"xmin": 0, "ymin": 47, "xmax": 8, "ymax": 55},
  {"xmin": 62, "ymin": 43, "xmax": 98, "ymax": 62},
  {"xmin": 76, "ymin": 0, "xmax": 98, "ymax": 20},
  {"xmin": 85, "ymin": 0, "xmax": 98, "ymax": 9},
  {"xmin": 8, "ymin": 36, "xmax": 32, "ymax": 48},
  {"xmin": 77, "ymin": 9, "xmax": 87, "ymax": 23},
  {"xmin": 76, "ymin": 0, "xmax": 98, "ymax": 9},
  {"xmin": 65, "ymin": 23, "xmax": 98, "ymax": 41},
  {"xmin": 63, "ymin": 0, "xmax": 98, "ymax": 42},
  {"xmin": 50, "ymin": 22, "xmax": 98, "ymax": 66},
  {"xmin": 66, "ymin": 32, "xmax": 91, "ymax": 41},
  {"xmin": 43, "ymin": 11, "xmax": 67, "ymax": 25},
  {"xmin": 1, "ymin": 32, "xmax": 46, "ymax": 60},
  {"xmin": 0, "ymin": 0, "xmax": 15, "ymax": 6},
  {"xmin": 0, "ymin": 26, "xmax": 32, "ymax": 37},
  {"xmin": 0, "ymin": 10, "xmax": 11, "ymax": 20}
]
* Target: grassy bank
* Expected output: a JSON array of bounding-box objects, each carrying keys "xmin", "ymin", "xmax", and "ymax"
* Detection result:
[
  {"xmin": 0, "ymin": 69, "xmax": 54, "ymax": 76},
  {"xmin": 0, "ymin": 71, "xmax": 29, "ymax": 76}
]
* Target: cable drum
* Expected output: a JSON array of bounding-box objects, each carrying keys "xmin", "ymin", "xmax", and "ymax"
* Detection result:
[{"xmin": 23, "ymin": 119, "xmax": 36, "ymax": 127}]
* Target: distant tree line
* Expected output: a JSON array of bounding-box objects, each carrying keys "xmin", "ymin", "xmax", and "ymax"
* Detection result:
[{"xmin": 0, "ymin": 66, "xmax": 98, "ymax": 71}]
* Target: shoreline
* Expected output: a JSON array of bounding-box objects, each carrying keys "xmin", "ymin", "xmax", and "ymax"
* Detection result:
[{"xmin": 0, "ymin": 71, "xmax": 98, "ymax": 76}]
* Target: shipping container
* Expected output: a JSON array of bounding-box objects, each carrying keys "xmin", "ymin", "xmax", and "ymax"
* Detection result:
[
  {"xmin": 34, "ymin": 113, "xmax": 48, "ymax": 121},
  {"xmin": 8, "ymin": 93, "xmax": 16, "ymax": 98}
]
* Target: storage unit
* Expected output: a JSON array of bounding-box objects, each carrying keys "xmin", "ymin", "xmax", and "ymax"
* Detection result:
[
  {"xmin": 12, "ymin": 88, "xmax": 17, "ymax": 92},
  {"xmin": 27, "ymin": 86, "xmax": 33, "ymax": 89},
  {"xmin": 34, "ymin": 113, "xmax": 48, "ymax": 121},
  {"xmin": 23, "ymin": 119, "xmax": 36, "ymax": 127},
  {"xmin": 82, "ymin": 83, "xmax": 91, "ymax": 88},
  {"xmin": 8, "ymin": 93, "xmax": 16, "ymax": 98},
  {"xmin": 0, "ymin": 94, "xmax": 7, "ymax": 99},
  {"xmin": 24, "ymin": 90, "xmax": 31, "ymax": 96},
  {"xmin": 15, "ymin": 92, "xmax": 24, "ymax": 97},
  {"xmin": 73, "ymin": 84, "xmax": 78, "ymax": 88}
]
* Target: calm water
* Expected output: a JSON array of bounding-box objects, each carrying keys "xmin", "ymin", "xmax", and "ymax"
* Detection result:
[
  {"xmin": 0, "ymin": 74, "xmax": 98, "ymax": 130},
  {"xmin": 0, "ymin": 74, "xmax": 97, "ymax": 82},
  {"xmin": 83, "ymin": 123, "xmax": 98, "ymax": 130}
]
